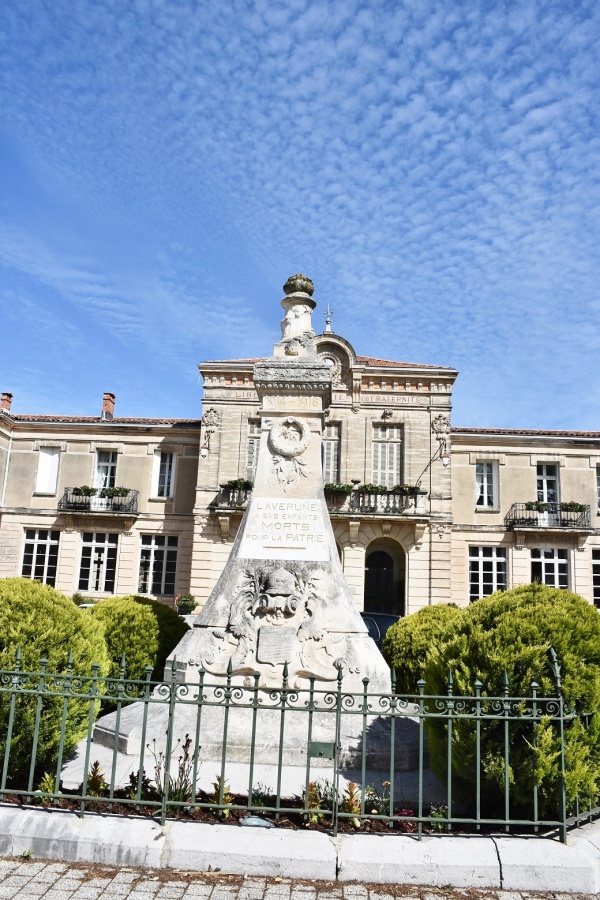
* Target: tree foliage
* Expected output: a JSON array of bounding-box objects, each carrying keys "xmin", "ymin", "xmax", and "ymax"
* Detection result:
[
  {"xmin": 0, "ymin": 578, "xmax": 109, "ymax": 785},
  {"xmin": 383, "ymin": 603, "xmax": 463, "ymax": 693},
  {"xmin": 88, "ymin": 596, "xmax": 160, "ymax": 681},
  {"xmin": 124, "ymin": 595, "xmax": 189, "ymax": 680},
  {"xmin": 424, "ymin": 584, "xmax": 600, "ymax": 816}
]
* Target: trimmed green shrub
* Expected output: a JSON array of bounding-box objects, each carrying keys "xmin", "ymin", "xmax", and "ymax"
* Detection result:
[
  {"xmin": 125, "ymin": 595, "xmax": 189, "ymax": 680},
  {"xmin": 383, "ymin": 604, "xmax": 463, "ymax": 693},
  {"xmin": 88, "ymin": 597, "xmax": 160, "ymax": 682},
  {"xmin": 0, "ymin": 578, "xmax": 109, "ymax": 785},
  {"xmin": 425, "ymin": 584, "xmax": 600, "ymax": 817}
]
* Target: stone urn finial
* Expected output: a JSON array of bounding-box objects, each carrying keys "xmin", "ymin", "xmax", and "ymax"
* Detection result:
[{"xmin": 283, "ymin": 274, "xmax": 314, "ymax": 296}]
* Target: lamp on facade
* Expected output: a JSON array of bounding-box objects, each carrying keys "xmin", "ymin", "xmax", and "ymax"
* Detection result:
[
  {"xmin": 200, "ymin": 443, "xmax": 209, "ymax": 459},
  {"xmin": 415, "ymin": 415, "xmax": 451, "ymax": 487}
]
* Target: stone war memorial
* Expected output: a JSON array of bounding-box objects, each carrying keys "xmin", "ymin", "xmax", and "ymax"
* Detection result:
[{"xmin": 91, "ymin": 275, "xmax": 417, "ymax": 785}]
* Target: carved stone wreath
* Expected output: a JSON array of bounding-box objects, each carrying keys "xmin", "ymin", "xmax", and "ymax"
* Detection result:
[{"xmin": 269, "ymin": 417, "xmax": 310, "ymax": 458}]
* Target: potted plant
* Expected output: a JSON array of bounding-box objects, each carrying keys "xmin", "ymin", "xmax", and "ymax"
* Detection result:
[
  {"xmin": 99, "ymin": 486, "xmax": 129, "ymax": 498},
  {"xmin": 323, "ymin": 483, "xmax": 353, "ymax": 506},
  {"xmin": 223, "ymin": 479, "xmax": 254, "ymax": 490},
  {"xmin": 354, "ymin": 483, "xmax": 388, "ymax": 494},
  {"xmin": 391, "ymin": 484, "xmax": 420, "ymax": 496},
  {"xmin": 72, "ymin": 485, "xmax": 97, "ymax": 497},
  {"xmin": 524, "ymin": 501, "xmax": 550, "ymax": 512},
  {"xmin": 175, "ymin": 593, "xmax": 196, "ymax": 616},
  {"xmin": 560, "ymin": 501, "xmax": 587, "ymax": 512}
]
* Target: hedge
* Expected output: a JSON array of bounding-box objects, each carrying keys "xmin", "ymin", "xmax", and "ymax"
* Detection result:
[
  {"xmin": 88, "ymin": 596, "xmax": 160, "ymax": 681},
  {"xmin": 0, "ymin": 578, "xmax": 109, "ymax": 785},
  {"xmin": 125, "ymin": 595, "xmax": 189, "ymax": 680},
  {"xmin": 425, "ymin": 584, "xmax": 600, "ymax": 816},
  {"xmin": 383, "ymin": 603, "xmax": 463, "ymax": 693}
]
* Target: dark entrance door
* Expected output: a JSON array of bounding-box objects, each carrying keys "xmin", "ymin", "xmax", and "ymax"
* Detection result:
[{"xmin": 364, "ymin": 550, "xmax": 404, "ymax": 616}]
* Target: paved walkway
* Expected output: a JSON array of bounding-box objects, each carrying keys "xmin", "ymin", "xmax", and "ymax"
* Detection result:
[{"xmin": 0, "ymin": 859, "xmax": 597, "ymax": 900}]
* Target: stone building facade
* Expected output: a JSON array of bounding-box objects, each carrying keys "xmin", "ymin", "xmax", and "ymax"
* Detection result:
[{"xmin": 1, "ymin": 329, "xmax": 600, "ymax": 614}]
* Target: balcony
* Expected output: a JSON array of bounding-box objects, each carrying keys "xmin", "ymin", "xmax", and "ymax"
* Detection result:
[
  {"xmin": 327, "ymin": 489, "xmax": 428, "ymax": 516},
  {"xmin": 505, "ymin": 502, "xmax": 591, "ymax": 530},
  {"xmin": 58, "ymin": 488, "xmax": 138, "ymax": 515},
  {"xmin": 211, "ymin": 485, "xmax": 252, "ymax": 511}
]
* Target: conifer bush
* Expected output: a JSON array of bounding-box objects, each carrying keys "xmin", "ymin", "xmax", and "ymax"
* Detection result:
[
  {"xmin": 383, "ymin": 603, "xmax": 463, "ymax": 693},
  {"xmin": 124, "ymin": 595, "xmax": 189, "ymax": 680},
  {"xmin": 0, "ymin": 578, "xmax": 109, "ymax": 785},
  {"xmin": 88, "ymin": 596, "xmax": 160, "ymax": 682},
  {"xmin": 425, "ymin": 584, "xmax": 600, "ymax": 817}
]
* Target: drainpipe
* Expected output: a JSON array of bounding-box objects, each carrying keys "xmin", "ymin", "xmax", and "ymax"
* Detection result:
[{"xmin": 1, "ymin": 425, "xmax": 13, "ymax": 507}]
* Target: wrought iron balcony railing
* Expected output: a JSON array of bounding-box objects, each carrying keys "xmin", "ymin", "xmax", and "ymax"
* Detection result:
[
  {"xmin": 58, "ymin": 488, "xmax": 138, "ymax": 514},
  {"xmin": 505, "ymin": 502, "xmax": 591, "ymax": 529}
]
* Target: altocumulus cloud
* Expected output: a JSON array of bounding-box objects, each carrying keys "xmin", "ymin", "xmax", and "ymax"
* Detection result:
[{"xmin": 0, "ymin": 0, "xmax": 599, "ymax": 425}]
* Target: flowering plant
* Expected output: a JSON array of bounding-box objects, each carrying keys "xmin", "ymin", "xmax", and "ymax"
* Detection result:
[
  {"xmin": 175, "ymin": 593, "xmax": 195, "ymax": 609},
  {"xmin": 99, "ymin": 486, "xmax": 129, "ymax": 498}
]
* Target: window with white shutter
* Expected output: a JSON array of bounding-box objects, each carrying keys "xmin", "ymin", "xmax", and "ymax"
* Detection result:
[
  {"xmin": 246, "ymin": 420, "xmax": 261, "ymax": 480},
  {"xmin": 152, "ymin": 451, "xmax": 176, "ymax": 498},
  {"xmin": 34, "ymin": 447, "xmax": 60, "ymax": 494},
  {"xmin": 322, "ymin": 424, "xmax": 340, "ymax": 483},
  {"xmin": 372, "ymin": 425, "xmax": 402, "ymax": 488}
]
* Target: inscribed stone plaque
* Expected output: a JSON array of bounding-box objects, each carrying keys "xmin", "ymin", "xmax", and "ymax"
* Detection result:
[
  {"xmin": 239, "ymin": 497, "xmax": 329, "ymax": 561},
  {"xmin": 257, "ymin": 626, "xmax": 297, "ymax": 665}
]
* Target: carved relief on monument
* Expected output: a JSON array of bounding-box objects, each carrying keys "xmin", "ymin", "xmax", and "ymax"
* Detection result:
[
  {"xmin": 267, "ymin": 416, "xmax": 311, "ymax": 490},
  {"xmin": 194, "ymin": 563, "xmax": 359, "ymax": 687}
]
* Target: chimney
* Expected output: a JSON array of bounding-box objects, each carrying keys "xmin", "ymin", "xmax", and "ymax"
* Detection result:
[
  {"xmin": 1, "ymin": 392, "xmax": 13, "ymax": 412},
  {"xmin": 101, "ymin": 392, "xmax": 115, "ymax": 421}
]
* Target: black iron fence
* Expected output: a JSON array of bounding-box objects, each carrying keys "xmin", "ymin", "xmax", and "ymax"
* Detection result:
[{"xmin": 1, "ymin": 650, "xmax": 597, "ymax": 841}]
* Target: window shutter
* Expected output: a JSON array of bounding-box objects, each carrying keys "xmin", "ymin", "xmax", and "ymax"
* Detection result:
[
  {"xmin": 35, "ymin": 447, "xmax": 60, "ymax": 494},
  {"xmin": 246, "ymin": 438, "xmax": 259, "ymax": 480}
]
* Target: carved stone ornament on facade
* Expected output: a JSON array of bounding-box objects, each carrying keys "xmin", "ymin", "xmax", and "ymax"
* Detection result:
[
  {"xmin": 431, "ymin": 414, "xmax": 450, "ymax": 449},
  {"xmin": 201, "ymin": 408, "xmax": 221, "ymax": 437},
  {"xmin": 195, "ymin": 564, "xmax": 357, "ymax": 687}
]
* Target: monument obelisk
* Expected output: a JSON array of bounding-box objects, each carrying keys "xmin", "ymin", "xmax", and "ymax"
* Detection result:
[
  {"xmin": 169, "ymin": 274, "xmax": 391, "ymax": 693},
  {"xmin": 93, "ymin": 276, "xmax": 397, "ymax": 767}
]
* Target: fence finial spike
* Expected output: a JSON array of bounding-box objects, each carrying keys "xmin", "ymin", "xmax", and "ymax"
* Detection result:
[{"xmin": 227, "ymin": 656, "xmax": 233, "ymax": 676}]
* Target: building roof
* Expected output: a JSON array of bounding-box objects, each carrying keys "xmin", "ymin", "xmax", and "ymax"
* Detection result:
[
  {"xmin": 355, "ymin": 355, "xmax": 454, "ymax": 370},
  {"xmin": 3, "ymin": 414, "xmax": 200, "ymax": 426},
  {"xmin": 452, "ymin": 426, "xmax": 600, "ymax": 439}
]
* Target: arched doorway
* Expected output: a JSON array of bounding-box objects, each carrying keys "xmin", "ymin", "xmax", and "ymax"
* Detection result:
[{"xmin": 364, "ymin": 541, "xmax": 405, "ymax": 617}]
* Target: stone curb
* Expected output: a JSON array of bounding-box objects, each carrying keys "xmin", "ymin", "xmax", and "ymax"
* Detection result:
[{"xmin": 1, "ymin": 807, "xmax": 599, "ymax": 892}]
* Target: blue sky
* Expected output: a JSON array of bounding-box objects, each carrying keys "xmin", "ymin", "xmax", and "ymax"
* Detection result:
[{"xmin": 1, "ymin": 0, "xmax": 599, "ymax": 428}]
